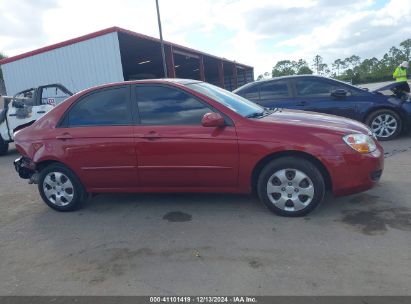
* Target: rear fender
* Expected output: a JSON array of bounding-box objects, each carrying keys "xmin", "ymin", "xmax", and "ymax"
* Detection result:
[{"xmin": 13, "ymin": 120, "xmax": 35, "ymax": 133}]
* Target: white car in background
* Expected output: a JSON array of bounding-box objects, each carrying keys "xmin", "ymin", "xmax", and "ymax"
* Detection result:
[{"xmin": 0, "ymin": 84, "xmax": 72, "ymax": 155}]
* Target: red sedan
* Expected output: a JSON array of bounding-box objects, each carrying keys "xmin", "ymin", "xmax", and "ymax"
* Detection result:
[{"xmin": 13, "ymin": 79, "xmax": 384, "ymax": 216}]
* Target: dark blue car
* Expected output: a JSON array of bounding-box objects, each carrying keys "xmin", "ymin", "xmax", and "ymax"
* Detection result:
[{"xmin": 233, "ymin": 75, "xmax": 411, "ymax": 140}]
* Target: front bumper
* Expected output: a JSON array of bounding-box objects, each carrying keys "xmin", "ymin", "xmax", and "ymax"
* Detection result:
[
  {"xmin": 14, "ymin": 157, "xmax": 36, "ymax": 179},
  {"xmin": 330, "ymin": 147, "xmax": 384, "ymax": 196},
  {"xmin": 401, "ymin": 102, "xmax": 411, "ymax": 129}
]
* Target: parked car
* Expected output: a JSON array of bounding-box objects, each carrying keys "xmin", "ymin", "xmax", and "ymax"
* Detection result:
[
  {"xmin": 14, "ymin": 79, "xmax": 383, "ymax": 216},
  {"xmin": 234, "ymin": 75, "xmax": 411, "ymax": 141},
  {"xmin": 0, "ymin": 84, "xmax": 73, "ymax": 155}
]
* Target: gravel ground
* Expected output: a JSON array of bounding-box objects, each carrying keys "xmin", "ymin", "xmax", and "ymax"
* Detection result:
[{"xmin": 0, "ymin": 134, "xmax": 410, "ymax": 295}]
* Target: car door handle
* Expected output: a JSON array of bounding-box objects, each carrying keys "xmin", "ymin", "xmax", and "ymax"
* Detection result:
[
  {"xmin": 296, "ymin": 101, "xmax": 307, "ymax": 106},
  {"xmin": 142, "ymin": 131, "xmax": 160, "ymax": 139},
  {"xmin": 56, "ymin": 133, "xmax": 73, "ymax": 140},
  {"xmin": 37, "ymin": 111, "xmax": 46, "ymax": 114}
]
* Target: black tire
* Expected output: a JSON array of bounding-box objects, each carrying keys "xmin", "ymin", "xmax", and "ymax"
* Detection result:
[
  {"xmin": 365, "ymin": 109, "xmax": 402, "ymax": 141},
  {"xmin": 38, "ymin": 163, "xmax": 86, "ymax": 211},
  {"xmin": 257, "ymin": 157, "xmax": 325, "ymax": 217},
  {"xmin": 0, "ymin": 136, "xmax": 9, "ymax": 156}
]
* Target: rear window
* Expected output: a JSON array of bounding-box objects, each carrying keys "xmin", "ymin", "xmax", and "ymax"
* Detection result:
[
  {"xmin": 296, "ymin": 79, "xmax": 335, "ymax": 97},
  {"xmin": 260, "ymin": 81, "xmax": 289, "ymax": 100},
  {"xmin": 68, "ymin": 87, "xmax": 132, "ymax": 127}
]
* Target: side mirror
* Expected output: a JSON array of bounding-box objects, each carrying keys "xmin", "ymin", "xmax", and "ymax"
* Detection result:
[
  {"xmin": 201, "ymin": 112, "xmax": 225, "ymax": 127},
  {"xmin": 331, "ymin": 89, "xmax": 348, "ymax": 98}
]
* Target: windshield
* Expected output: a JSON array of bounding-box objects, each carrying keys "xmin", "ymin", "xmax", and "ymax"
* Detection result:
[{"xmin": 186, "ymin": 82, "xmax": 264, "ymax": 117}]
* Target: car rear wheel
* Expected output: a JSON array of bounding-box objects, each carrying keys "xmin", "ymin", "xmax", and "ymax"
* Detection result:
[
  {"xmin": 0, "ymin": 136, "xmax": 9, "ymax": 156},
  {"xmin": 366, "ymin": 109, "xmax": 402, "ymax": 141},
  {"xmin": 38, "ymin": 163, "xmax": 86, "ymax": 211},
  {"xmin": 257, "ymin": 157, "xmax": 325, "ymax": 217}
]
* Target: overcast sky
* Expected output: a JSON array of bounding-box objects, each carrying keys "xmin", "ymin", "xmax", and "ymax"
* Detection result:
[{"xmin": 1, "ymin": 0, "xmax": 411, "ymax": 76}]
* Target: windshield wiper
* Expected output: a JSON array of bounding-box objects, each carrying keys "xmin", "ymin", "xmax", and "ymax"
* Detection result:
[
  {"xmin": 246, "ymin": 108, "xmax": 277, "ymax": 119},
  {"xmin": 246, "ymin": 111, "xmax": 265, "ymax": 118},
  {"xmin": 266, "ymin": 107, "xmax": 279, "ymax": 113}
]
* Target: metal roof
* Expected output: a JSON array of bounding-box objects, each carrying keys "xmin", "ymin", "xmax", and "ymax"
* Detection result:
[{"xmin": 0, "ymin": 26, "xmax": 253, "ymax": 69}]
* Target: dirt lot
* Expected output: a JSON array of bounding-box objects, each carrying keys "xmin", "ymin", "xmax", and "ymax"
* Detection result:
[{"xmin": 0, "ymin": 136, "xmax": 411, "ymax": 296}]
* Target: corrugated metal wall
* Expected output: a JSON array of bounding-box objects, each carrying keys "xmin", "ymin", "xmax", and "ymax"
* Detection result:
[
  {"xmin": 246, "ymin": 69, "xmax": 254, "ymax": 83},
  {"xmin": 1, "ymin": 32, "xmax": 124, "ymax": 95}
]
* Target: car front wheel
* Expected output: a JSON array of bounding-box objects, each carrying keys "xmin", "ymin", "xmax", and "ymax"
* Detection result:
[
  {"xmin": 257, "ymin": 157, "xmax": 325, "ymax": 217},
  {"xmin": 38, "ymin": 163, "xmax": 86, "ymax": 211},
  {"xmin": 366, "ymin": 109, "xmax": 402, "ymax": 141}
]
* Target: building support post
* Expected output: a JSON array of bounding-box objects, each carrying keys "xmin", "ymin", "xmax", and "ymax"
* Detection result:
[
  {"xmin": 199, "ymin": 55, "xmax": 205, "ymax": 81},
  {"xmin": 232, "ymin": 63, "xmax": 238, "ymax": 90},
  {"xmin": 156, "ymin": 0, "xmax": 168, "ymax": 77},
  {"xmin": 166, "ymin": 45, "xmax": 176, "ymax": 78},
  {"xmin": 218, "ymin": 61, "xmax": 225, "ymax": 89}
]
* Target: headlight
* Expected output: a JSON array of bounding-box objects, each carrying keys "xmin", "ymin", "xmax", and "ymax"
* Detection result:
[{"xmin": 343, "ymin": 134, "xmax": 377, "ymax": 153}]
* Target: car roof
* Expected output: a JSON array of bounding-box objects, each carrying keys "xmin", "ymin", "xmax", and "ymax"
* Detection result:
[
  {"xmin": 73, "ymin": 78, "xmax": 203, "ymax": 95},
  {"xmin": 234, "ymin": 75, "xmax": 356, "ymax": 92},
  {"xmin": 122, "ymin": 78, "xmax": 203, "ymax": 86}
]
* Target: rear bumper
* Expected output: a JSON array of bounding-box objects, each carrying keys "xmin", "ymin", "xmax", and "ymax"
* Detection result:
[
  {"xmin": 14, "ymin": 157, "xmax": 36, "ymax": 179},
  {"xmin": 330, "ymin": 147, "xmax": 384, "ymax": 196}
]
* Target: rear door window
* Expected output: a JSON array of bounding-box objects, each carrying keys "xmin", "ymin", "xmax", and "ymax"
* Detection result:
[
  {"xmin": 296, "ymin": 79, "xmax": 351, "ymax": 97},
  {"xmin": 260, "ymin": 81, "xmax": 290, "ymax": 100},
  {"xmin": 68, "ymin": 86, "xmax": 132, "ymax": 127}
]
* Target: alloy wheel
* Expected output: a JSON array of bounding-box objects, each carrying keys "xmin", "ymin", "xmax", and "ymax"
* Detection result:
[
  {"xmin": 266, "ymin": 168, "xmax": 314, "ymax": 212},
  {"xmin": 371, "ymin": 114, "xmax": 398, "ymax": 138},
  {"xmin": 43, "ymin": 172, "xmax": 74, "ymax": 206}
]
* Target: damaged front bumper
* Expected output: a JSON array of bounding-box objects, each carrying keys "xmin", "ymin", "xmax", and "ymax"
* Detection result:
[{"xmin": 14, "ymin": 157, "xmax": 38, "ymax": 183}]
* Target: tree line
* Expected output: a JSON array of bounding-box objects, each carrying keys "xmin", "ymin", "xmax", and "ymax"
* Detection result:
[{"xmin": 257, "ymin": 38, "xmax": 411, "ymax": 85}]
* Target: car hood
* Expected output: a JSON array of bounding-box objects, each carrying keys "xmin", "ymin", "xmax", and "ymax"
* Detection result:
[
  {"xmin": 256, "ymin": 109, "xmax": 371, "ymax": 135},
  {"xmin": 371, "ymin": 82, "xmax": 399, "ymax": 93}
]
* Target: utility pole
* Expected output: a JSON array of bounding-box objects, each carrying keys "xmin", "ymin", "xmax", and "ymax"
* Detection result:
[{"xmin": 155, "ymin": 0, "xmax": 168, "ymax": 78}]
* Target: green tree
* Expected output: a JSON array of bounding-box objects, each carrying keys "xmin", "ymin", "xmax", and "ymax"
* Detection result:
[
  {"xmin": 272, "ymin": 60, "xmax": 296, "ymax": 77},
  {"xmin": 294, "ymin": 59, "xmax": 306, "ymax": 71},
  {"xmin": 345, "ymin": 55, "xmax": 361, "ymax": 70},
  {"xmin": 265, "ymin": 38, "xmax": 411, "ymax": 84},
  {"xmin": 257, "ymin": 72, "xmax": 271, "ymax": 80},
  {"xmin": 294, "ymin": 59, "xmax": 312, "ymax": 74},
  {"xmin": 400, "ymin": 38, "xmax": 411, "ymax": 61},
  {"xmin": 388, "ymin": 46, "xmax": 405, "ymax": 66},
  {"xmin": 312, "ymin": 55, "xmax": 322, "ymax": 74},
  {"xmin": 297, "ymin": 65, "xmax": 313, "ymax": 75},
  {"xmin": 312, "ymin": 55, "xmax": 329, "ymax": 75},
  {"xmin": 271, "ymin": 59, "xmax": 312, "ymax": 77},
  {"xmin": 332, "ymin": 59, "xmax": 344, "ymax": 76}
]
